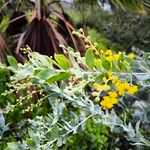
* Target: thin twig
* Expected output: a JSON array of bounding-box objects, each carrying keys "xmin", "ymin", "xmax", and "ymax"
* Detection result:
[{"xmin": 9, "ymin": 14, "xmax": 26, "ymax": 24}]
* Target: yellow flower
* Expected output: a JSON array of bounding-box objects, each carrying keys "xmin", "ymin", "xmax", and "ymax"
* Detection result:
[
  {"xmin": 101, "ymin": 85, "xmax": 110, "ymax": 91},
  {"xmin": 118, "ymin": 89, "xmax": 125, "ymax": 96},
  {"xmin": 123, "ymin": 82, "xmax": 130, "ymax": 90},
  {"xmin": 114, "ymin": 80, "xmax": 122, "ymax": 90},
  {"xmin": 128, "ymin": 85, "xmax": 138, "ymax": 95},
  {"xmin": 111, "ymin": 98, "xmax": 118, "ymax": 104},
  {"xmin": 100, "ymin": 101, "xmax": 107, "ymax": 109},
  {"xmin": 106, "ymin": 56, "xmax": 113, "ymax": 62},
  {"xmin": 102, "ymin": 77, "xmax": 107, "ymax": 82},
  {"xmin": 100, "ymin": 96, "xmax": 113, "ymax": 109},
  {"xmin": 128, "ymin": 53, "xmax": 135, "ymax": 59},
  {"xmin": 108, "ymin": 91, "xmax": 118, "ymax": 98},
  {"xmin": 114, "ymin": 81, "xmax": 125, "ymax": 96},
  {"xmin": 106, "ymin": 103, "xmax": 113, "ymax": 109},
  {"xmin": 113, "ymin": 54, "xmax": 120, "ymax": 61},
  {"xmin": 105, "ymin": 50, "xmax": 112, "ymax": 56},
  {"xmin": 103, "ymin": 96, "xmax": 110, "ymax": 100},
  {"xmin": 93, "ymin": 83, "xmax": 101, "ymax": 91},
  {"xmin": 93, "ymin": 83, "xmax": 110, "ymax": 91},
  {"xmin": 100, "ymin": 95, "xmax": 119, "ymax": 109},
  {"xmin": 108, "ymin": 72, "xmax": 113, "ymax": 78},
  {"xmin": 111, "ymin": 75, "xmax": 118, "ymax": 83}
]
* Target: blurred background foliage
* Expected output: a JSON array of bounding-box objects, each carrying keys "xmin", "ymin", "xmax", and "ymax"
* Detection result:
[{"xmin": 67, "ymin": 5, "xmax": 150, "ymax": 52}]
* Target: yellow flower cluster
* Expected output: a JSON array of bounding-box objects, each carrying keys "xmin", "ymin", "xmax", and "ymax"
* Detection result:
[
  {"xmin": 114, "ymin": 79, "xmax": 138, "ymax": 97},
  {"xmin": 92, "ymin": 72, "xmax": 138, "ymax": 109},
  {"xmin": 108, "ymin": 72, "xmax": 138, "ymax": 96},
  {"xmin": 100, "ymin": 92, "xmax": 118, "ymax": 109},
  {"xmin": 105, "ymin": 50, "xmax": 121, "ymax": 62}
]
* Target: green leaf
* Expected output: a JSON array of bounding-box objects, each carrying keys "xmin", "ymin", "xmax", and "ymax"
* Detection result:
[
  {"xmin": 7, "ymin": 142, "xmax": 19, "ymax": 150},
  {"xmin": 26, "ymin": 138, "xmax": 36, "ymax": 148},
  {"xmin": 46, "ymin": 72, "xmax": 71, "ymax": 83},
  {"xmin": 0, "ymin": 17, "xmax": 8, "ymax": 32},
  {"xmin": 33, "ymin": 69, "xmax": 41, "ymax": 76},
  {"xmin": 134, "ymin": 73, "xmax": 150, "ymax": 81},
  {"xmin": 34, "ymin": 52, "xmax": 52, "ymax": 67},
  {"xmin": 68, "ymin": 46, "xmax": 75, "ymax": 52},
  {"xmin": 141, "ymin": 52, "xmax": 150, "ymax": 70},
  {"xmin": 102, "ymin": 60, "xmax": 110, "ymax": 70},
  {"xmin": 118, "ymin": 61, "xmax": 127, "ymax": 71},
  {"xmin": 54, "ymin": 54, "xmax": 70, "ymax": 70},
  {"xmin": 16, "ymin": 68, "xmax": 33, "ymax": 80},
  {"xmin": 94, "ymin": 59, "xmax": 102, "ymax": 70},
  {"xmin": 37, "ymin": 68, "xmax": 56, "ymax": 80},
  {"xmin": 28, "ymin": 129, "xmax": 40, "ymax": 144},
  {"xmin": 85, "ymin": 49, "xmax": 95, "ymax": 69},
  {"xmin": 7, "ymin": 55, "xmax": 18, "ymax": 69},
  {"xmin": 70, "ymin": 68, "xmax": 84, "ymax": 78}
]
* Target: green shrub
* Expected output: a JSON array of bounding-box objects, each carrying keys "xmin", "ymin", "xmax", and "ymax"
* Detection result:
[{"xmin": 0, "ymin": 32, "xmax": 150, "ymax": 149}]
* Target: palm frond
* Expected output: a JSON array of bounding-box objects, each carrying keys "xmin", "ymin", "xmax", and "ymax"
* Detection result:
[
  {"xmin": 110, "ymin": 0, "xmax": 150, "ymax": 13},
  {"xmin": 53, "ymin": 4, "xmax": 85, "ymax": 55},
  {"xmin": 74, "ymin": 0, "xmax": 150, "ymax": 13},
  {"xmin": 74, "ymin": 0, "xmax": 99, "ymax": 10},
  {"xmin": 6, "ymin": 11, "xmax": 28, "ymax": 35}
]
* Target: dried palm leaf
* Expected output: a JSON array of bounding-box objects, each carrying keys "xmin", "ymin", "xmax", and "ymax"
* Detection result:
[
  {"xmin": 53, "ymin": 4, "xmax": 85, "ymax": 55},
  {"xmin": 53, "ymin": 9, "xmax": 87, "ymax": 70},
  {"xmin": 0, "ymin": 34, "xmax": 10, "ymax": 64},
  {"xmin": 6, "ymin": 11, "xmax": 28, "ymax": 35},
  {"xmin": 16, "ymin": 0, "xmax": 66, "ymax": 61}
]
